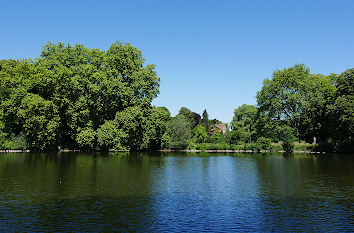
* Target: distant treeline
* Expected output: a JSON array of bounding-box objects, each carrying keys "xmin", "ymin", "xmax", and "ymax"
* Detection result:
[{"xmin": 0, "ymin": 42, "xmax": 353, "ymax": 152}]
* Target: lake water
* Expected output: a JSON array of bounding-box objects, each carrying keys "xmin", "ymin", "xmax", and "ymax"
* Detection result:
[{"xmin": 0, "ymin": 152, "xmax": 353, "ymax": 232}]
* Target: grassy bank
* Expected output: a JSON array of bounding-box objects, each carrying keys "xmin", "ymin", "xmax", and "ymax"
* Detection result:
[{"xmin": 186, "ymin": 142, "xmax": 317, "ymax": 153}]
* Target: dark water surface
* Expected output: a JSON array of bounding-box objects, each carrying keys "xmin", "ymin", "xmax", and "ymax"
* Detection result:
[{"xmin": 0, "ymin": 152, "xmax": 353, "ymax": 232}]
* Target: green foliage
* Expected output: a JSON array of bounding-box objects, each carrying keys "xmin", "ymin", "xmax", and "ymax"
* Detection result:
[
  {"xmin": 161, "ymin": 132, "xmax": 171, "ymax": 149},
  {"xmin": 249, "ymin": 143, "xmax": 261, "ymax": 153},
  {"xmin": 97, "ymin": 120, "xmax": 127, "ymax": 151},
  {"xmin": 257, "ymin": 65, "xmax": 310, "ymax": 133},
  {"xmin": 193, "ymin": 125, "xmax": 208, "ymax": 143},
  {"xmin": 0, "ymin": 41, "xmax": 162, "ymax": 151},
  {"xmin": 76, "ymin": 127, "xmax": 96, "ymax": 150},
  {"xmin": 255, "ymin": 112, "xmax": 281, "ymax": 142},
  {"xmin": 0, "ymin": 133, "xmax": 6, "ymax": 149},
  {"xmin": 0, "ymin": 110, "xmax": 6, "ymax": 149},
  {"xmin": 257, "ymin": 64, "xmax": 336, "ymax": 141},
  {"xmin": 144, "ymin": 107, "xmax": 171, "ymax": 150},
  {"xmin": 178, "ymin": 107, "xmax": 200, "ymax": 129},
  {"xmin": 1, "ymin": 133, "xmax": 27, "ymax": 150},
  {"xmin": 280, "ymin": 126, "xmax": 295, "ymax": 153},
  {"xmin": 270, "ymin": 144, "xmax": 283, "ymax": 152},
  {"xmin": 293, "ymin": 143, "xmax": 316, "ymax": 152},
  {"xmin": 169, "ymin": 115, "xmax": 191, "ymax": 150},
  {"xmin": 18, "ymin": 94, "xmax": 59, "ymax": 150},
  {"xmin": 97, "ymin": 106, "xmax": 170, "ymax": 151},
  {"xmin": 191, "ymin": 143, "xmax": 230, "ymax": 150},
  {"xmin": 98, "ymin": 106, "xmax": 145, "ymax": 151},
  {"xmin": 256, "ymin": 137, "xmax": 272, "ymax": 151},
  {"xmin": 1, "ymin": 49, "xmax": 352, "ymax": 154},
  {"xmin": 201, "ymin": 109, "xmax": 210, "ymax": 130},
  {"xmin": 231, "ymin": 104, "xmax": 257, "ymax": 143},
  {"xmin": 327, "ymin": 68, "xmax": 354, "ymax": 152},
  {"xmin": 207, "ymin": 131, "xmax": 223, "ymax": 143}
]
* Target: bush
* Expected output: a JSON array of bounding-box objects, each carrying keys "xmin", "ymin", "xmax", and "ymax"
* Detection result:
[
  {"xmin": 294, "ymin": 143, "xmax": 316, "ymax": 152},
  {"xmin": 243, "ymin": 143, "xmax": 253, "ymax": 151},
  {"xmin": 161, "ymin": 132, "xmax": 170, "ymax": 149},
  {"xmin": 250, "ymin": 143, "xmax": 261, "ymax": 152},
  {"xmin": 2, "ymin": 133, "xmax": 27, "ymax": 150},
  {"xmin": 281, "ymin": 127, "xmax": 295, "ymax": 153},
  {"xmin": 256, "ymin": 137, "xmax": 272, "ymax": 151},
  {"xmin": 270, "ymin": 144, "xmax": 283, "ymax": 152},
  {"xmin": 0, "ymin": 132, "xmax": 6, "ymax": 150},
  {"xmin": 191, "ymin": 143, "xmax": 230, "ymax": 150},
  {"xmin": 76, "ymin": 127, "xmax": 97, "ymax": 150}
]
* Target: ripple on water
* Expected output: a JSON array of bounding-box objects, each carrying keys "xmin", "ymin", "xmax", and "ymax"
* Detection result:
[{"xmin": 0, "ymin": 152, "xmax": 353, "ymax": 232}]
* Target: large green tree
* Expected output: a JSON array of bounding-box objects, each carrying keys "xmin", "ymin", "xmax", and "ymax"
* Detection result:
[
  {"xmin": 145, "ymin": 107, "xmax": 171, "ymax": 150},
  {"xmin": 257, "ymin": 64, "xmax": 336, "ymax": 142},
  {"xmin": 0, "ymin": 110, "xmax": 6, "ymax": 149},
  {"xmin": 328, "ymin": 68, "xmax": 354, "ymax": 152},
  {"xmin": 0, "ymin": 42, "xmax": 162, "ymax": 151},
  {"xmin": 97, "ymin": 106, "xmax": 146, "ymax": 151},
  {"xmin": 169, "ymin": 114, "xmax": 192, "ymax": 149},
  {"xmin": 231, "ymin": 104, "xmax": 258, "ymax": 143},
  {"xmin": 201, "ymin": 109, "xmax": 210, "ymax": 131},
  {"xmin": 178, "ymin": 107, "xmax": 200, "ymax": 129}
]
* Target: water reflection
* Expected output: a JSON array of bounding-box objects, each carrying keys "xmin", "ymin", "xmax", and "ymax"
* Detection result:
[
  {"xmin": 254, "ymin": 154, "xmax": 354, "ymax": 232},
  {"xmin": 0, "ymin": 152, "xmax": 353, "ymax": 232}
]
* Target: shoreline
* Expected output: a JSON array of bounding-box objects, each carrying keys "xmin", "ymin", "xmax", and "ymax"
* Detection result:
[
  {"xmin": 158, "ymin": 149, "xmax": 322, "ymax": 154},
  {"xmin": 0, "ymin": 150, "xmax": 30, "ymax": 153},
  {"xmin": 0, "ymin": 149, "xmax": 323, "ymax": 154}
]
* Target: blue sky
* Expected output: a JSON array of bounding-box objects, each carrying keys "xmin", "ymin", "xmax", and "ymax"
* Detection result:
[{"xmin": 1, "ymin": 0, "xmax": 353, "ymax": 123}]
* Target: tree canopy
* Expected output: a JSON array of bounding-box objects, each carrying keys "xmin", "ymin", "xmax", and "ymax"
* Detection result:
[
  {"xmin": 328, "ymin": 68, "xmax": 354, "ymax": 152},
  {"xmin": 169, "ymin": 114, "xmax": 191, "ymax": 149},
  {"xmin": 0, "ymin": 42, "xmax": 164, "ymax": 151},
  {"xmin": 257, "ymin": 64, "xmax": 336, "ymax": 142},
  {"xmin": 1, "ymin": 47, "xmax": 352, "ymax": 153},
  {"xmin": 231, "ymin": 104, "xmax": 257, "ymax": 143}
]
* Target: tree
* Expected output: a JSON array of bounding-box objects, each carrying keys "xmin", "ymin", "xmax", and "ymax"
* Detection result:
[
  {"xmin": 97, "ymin": 106, "xmax": 145, "ymax": 151},
  {"xmin": 178, "ymin": 107, "xmax": 197, "ymax": 129},
  {"xmin": 280, "ymin": 126, "xmax": 296, "ymax": 153},
  {"xmin": 328, "ymin": 68, "xmax": 354, "ymax": 152},
  {"xmin": 97, "ymin": 106, "xmax": 170, "ymax": 151},
  {"xmin": 193, "ymin": 125, "xmax": 208, "ymax": 143},
  {"xmin": 169, "ymin": 114, "xmax": 191, "ymax": 149},
  {"xmin": 192, "ymin": 112, "xmax": 201, "ymax": 126},
  {"xmin": 257, "ymin": 64, "xmax": 336, "ymax": 142},
  {"xmin": 17, "ymin": 94, "xmax": 60, "ymax": 150},
  {"xmin": 145, "ymin": 107, "xmax": 171, "ymax": 150},
  {"xmin": 201, "ymin": 109, "xmax": 210, "ymax": 130},
  {"xmin": 231, "ymin": 104, "xmax": 258, "ymax": 143},
  {"xmin": 256, "ymin": 137, "xmax": 272, "ymax": 151},
  {"xmin": 0, "ymin": 110, "xmax": 6, "ymax": 149},
  {"xmin": 0, "ymin": 41, "xmax": 161, "ymax": 151}
]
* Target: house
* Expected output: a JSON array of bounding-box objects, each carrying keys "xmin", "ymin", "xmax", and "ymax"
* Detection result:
[{"xmin": 209, "ymin": 123, "xmax": 227, "ymax": 135}]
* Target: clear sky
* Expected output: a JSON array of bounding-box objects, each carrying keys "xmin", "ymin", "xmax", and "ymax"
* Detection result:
[{"xmin": 1, "ymin": 0, "xmax": 353, "ymax": 123}]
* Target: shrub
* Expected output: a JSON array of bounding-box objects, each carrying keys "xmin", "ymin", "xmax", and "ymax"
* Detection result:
[
  {"xmin": 76, "ymin": 127, "xmax": 97, "ymax": 150},
  {"xmin": 250, "ymin": 143, "xmax": 261, "ymax": 152},
  {"xmin": 2, "ymin": 133, "xmax": 27, "ymax": 150},
  {"xmin": 256, "ymin": 137, "xmax": 272, "ymax": 151},
  {"xmin": 273, "ymin": 126, "xmax": 295, "ymax": 153},
  {"xmin": 270, "ymin": 144, "xmax": 283, "ymax": 152},
  {"xmin": 294, "ymin": 143, "xmax": 316, "ymax": 152},
  {"xmin": 161, "ymin": 132, "xmax": 170, "ymax": 149},
  {"xmin": 191, "ymin": 143, "xmax": 230, "ymax": 150}
]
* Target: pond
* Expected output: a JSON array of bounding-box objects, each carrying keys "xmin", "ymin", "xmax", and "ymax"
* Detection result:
[{"xmin": 0, "ymin": 152, "xmax": 353, "ymax": 232}]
